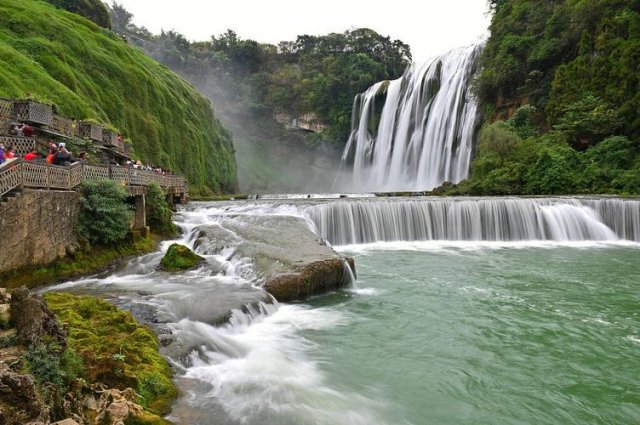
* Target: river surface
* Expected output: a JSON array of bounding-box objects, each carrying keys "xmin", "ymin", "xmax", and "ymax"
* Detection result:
[{"xmin": 47, "ymin": 198, "xmax": 640, "ymax": 424}]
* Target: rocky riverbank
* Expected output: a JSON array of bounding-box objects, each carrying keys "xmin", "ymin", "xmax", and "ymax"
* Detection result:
[{"xmin": 0, "ymin": 288, "xmax": 175, "ymax": 425}]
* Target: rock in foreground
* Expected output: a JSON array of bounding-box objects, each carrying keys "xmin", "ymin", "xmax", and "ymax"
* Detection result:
[{"xmin": 158, "ymin": 243, "xmax": 205, "ymax": 272}]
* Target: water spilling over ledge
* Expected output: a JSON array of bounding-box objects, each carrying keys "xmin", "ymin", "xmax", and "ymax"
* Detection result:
[
  {"xmin": 341, "ymin": 45, "xmax": 482, "ymax": 192},
  {"xmin": 306, "ymin": 197, "xmax": 640, "ymax": 245}
]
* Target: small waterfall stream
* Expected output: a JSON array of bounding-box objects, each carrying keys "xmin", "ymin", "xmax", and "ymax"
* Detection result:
[{"xmin": 341, "ymin": 45, "xmax": 482, "ymax": 192}]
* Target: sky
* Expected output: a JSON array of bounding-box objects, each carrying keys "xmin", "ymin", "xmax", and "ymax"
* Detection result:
[{"xmin": 109, "ymin": 0, "xmax": 491, "ymax": 62}]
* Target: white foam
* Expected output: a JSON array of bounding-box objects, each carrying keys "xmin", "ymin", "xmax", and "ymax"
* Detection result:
[
  {"xmin": 334, "ymin": 239, "xmax": 640, "ymax": 255},
  {"xmin": 173, "ymin": 304, "xmax": 398, "ymax": 424}
]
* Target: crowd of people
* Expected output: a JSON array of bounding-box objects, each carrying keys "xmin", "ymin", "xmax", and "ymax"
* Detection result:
[
  {"xmin": 120, "ymin": 160, "xmax": 173, "ymax": 175},
  {"xmin": 0, "ymin": 139, "xmax": 85, "ymax": 166},
  {"xmin": 1, "ymin": 122, "xmax": 178, "ymax": 178}
]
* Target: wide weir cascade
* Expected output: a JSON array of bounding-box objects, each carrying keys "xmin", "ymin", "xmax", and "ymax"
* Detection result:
[
  {"xmin": 306, "ymin": 197, "xmax": 640, "ymax": 245},
  {"xmin": 341, "ymin": 45, "xmax": 482, "ymax": 192}
]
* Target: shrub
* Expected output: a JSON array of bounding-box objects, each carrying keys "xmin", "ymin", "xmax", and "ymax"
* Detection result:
[
  {"xmin": 146, "ymin": 183, "xmax": 176, "ymax": 236},
  {"xmin": 23, "ymin": 344, "xmax": 66, "ymax": 387},
  {"xmin": 77, "ymin": 180, "xmax": 132, "ymax": 246},
  {"xmin": 553, "ymin": 95, "xmax": 623, "ymax": 150}
]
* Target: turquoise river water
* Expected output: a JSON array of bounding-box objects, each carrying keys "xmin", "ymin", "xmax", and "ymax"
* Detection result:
[{"xmin": 302, "ymin": 244, "xmax": 640, "ymax": 424}]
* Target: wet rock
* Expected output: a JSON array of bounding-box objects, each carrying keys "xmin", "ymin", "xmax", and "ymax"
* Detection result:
[
  {"xmin": 264, "ymin": 258, "xmax": 355, "ymax": 302},
  {"xmin": 158, "ymin": 243, "xmax": 205, "ymax": 272},
  {"xmin": 194, "ymin": 225, "xmax": 241, "ymax": 255},
  {"xmin": 9, "ymin": 288, "xmax": 67, "ymax": 349}
]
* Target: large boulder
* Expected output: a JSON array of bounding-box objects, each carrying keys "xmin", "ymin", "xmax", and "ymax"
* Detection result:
[
  {"xmin": 194, "ymin": 213, "xmax": 357, "ymax": 302},
  {"xmin": 9, "ymin": 288, "xmax": 67, "ymax": 349},
  {"xmin": 158, "ymin": 244, "xmax": 205, "ymax": 272},
  {"xmin": 264, "ymin": 257, "xmax": 355, "ymax": 302}
]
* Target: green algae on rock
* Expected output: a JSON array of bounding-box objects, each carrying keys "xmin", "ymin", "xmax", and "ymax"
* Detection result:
[
  {"xmin": 159, "ymin": 244, "xmax": 205, "ymax": 272},
  {"xmin": 44, "ymin": 293, "xmax": 177, "ymax": 418}
]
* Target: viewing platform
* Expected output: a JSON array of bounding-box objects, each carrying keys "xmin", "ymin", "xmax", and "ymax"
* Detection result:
[
  {"xmin": 0, "ymin": 159, "xmax": 188, "ymax": 200},
  {"xmin": 0, "ymin": 97, "xmax": 188, "ymax": 201}
]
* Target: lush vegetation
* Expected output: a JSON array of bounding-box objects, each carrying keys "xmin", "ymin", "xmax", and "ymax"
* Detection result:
[
  {"xmin": 452, "ymin": 0, "xmax": 640, "ymax": 195},
  {"xmin": 110, "ymin": 3, "xmax": 411, "ymax": 144},
  {"xmin": 145, "ymin": 183, "xmax": 177, "ymax": 236},
  {"xmin": 45, "ymin": 292, "xmax": 177, "ymax": 417},
  {"xmin": 0, "ymin": 0, "xmax": 237, "ymax": 194},
  {"xmin": 77, "ymin": 180, "xmax": 132, "ymax": 245}
]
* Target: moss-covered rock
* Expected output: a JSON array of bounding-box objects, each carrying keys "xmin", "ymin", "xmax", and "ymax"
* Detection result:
[
  {"xmin": 158, "ymin": 244, "xmax": 204, "ymax": 272},
  {"xmin": 44, "ymin": 293, "xmax": 177, "ymax": 418}
]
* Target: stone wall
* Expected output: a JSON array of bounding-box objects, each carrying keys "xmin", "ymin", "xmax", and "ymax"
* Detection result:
[{"xmin": 0, "ymin": 189, "xmax": 80, "ymax": 274}]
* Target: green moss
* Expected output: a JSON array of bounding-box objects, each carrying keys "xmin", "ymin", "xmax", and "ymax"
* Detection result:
[
  {"xmin": 0, "ymin": 235, "xmax": 158, "ymax": 290},
  {"xmin": 0, "ymin": 0, "xmax": 237, "ymax": 193},
  {"xmin": 159, "ymin": 244, "xmax": 204, "ymax": 271},
  {"xmin": 44, "ymin": 293, "xmax": 178, "ymax": 417}
]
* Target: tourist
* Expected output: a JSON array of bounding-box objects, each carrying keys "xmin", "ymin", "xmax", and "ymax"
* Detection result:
[
  {"xmin": 22, "ymin": 124, "xmax": 34, "ymax": 137},
  {"xmin": 3, "ymin": 146, "xmax": 16, "ymax": 160},
  {"xmin": 47, "ymin": 144, "xmax": 57, "ymax": 164},
  {"xmin": 24, "ymin": 150, "xmax": 41, "ymax": 161},
  {"xmin": 54, "ymin": 142, "xmax": 71, "ymax": 166},
  {"xmin": 77, "ymin": 151, "xmax": 87, "ymax": 162},
  {"xmin": 0, "ymin": 144, "xmax": 4, "ymax": 165}
]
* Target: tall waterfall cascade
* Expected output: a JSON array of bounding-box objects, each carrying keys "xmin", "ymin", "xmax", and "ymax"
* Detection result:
[
  {"xmin": 306, "ymin": 197, "xmax": 640, "ymax": 245},
  {"xmin": 341, "ymin": 44, "xmax": 482, "ymax": 192}
]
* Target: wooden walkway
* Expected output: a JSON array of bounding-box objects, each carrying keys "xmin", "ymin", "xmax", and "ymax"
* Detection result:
[
  {"xmin": 0, "ymin": 159, "xmax": 188, "ymax": 198},
  {"xmin": 0, "ymin": 96, "xmax": 189, "ymax": 200}
]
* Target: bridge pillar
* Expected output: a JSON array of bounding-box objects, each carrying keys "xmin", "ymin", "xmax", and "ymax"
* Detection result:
[
  {"xmin": 166, "ymin": 193, "xmax": 176, "ymax": 212},
  {"xmin": 133, "ymin": 194, "xmax": 146, "ymax": 229}
]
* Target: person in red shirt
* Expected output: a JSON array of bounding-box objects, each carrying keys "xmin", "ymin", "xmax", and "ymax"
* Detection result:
[
  {"xmin": 24, "ymin": 150, "xmax": 40, "ymax": 161},
  {"xmin": 4, "ymin": 146, "xmax": 16, "ymax": 160}
]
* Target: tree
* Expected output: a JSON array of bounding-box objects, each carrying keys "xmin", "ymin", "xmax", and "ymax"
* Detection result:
[{"xmin": 77, "ymin": 180, "xmax": 132, "ymax": 246}]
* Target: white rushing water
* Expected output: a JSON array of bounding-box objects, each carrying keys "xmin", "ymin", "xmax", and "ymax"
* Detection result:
[
  {"xmin": 341, "ymin": 45, "xmax": 482, "ymax": 192},
  {"xmin": 306, "ymin": 197, "xmax": 640, "ymax": 245}
]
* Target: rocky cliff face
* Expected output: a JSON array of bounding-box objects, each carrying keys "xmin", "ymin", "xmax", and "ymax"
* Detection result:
[
  {"xmin": 273, "ymin": 112, "xmax": 328, "ymax": 133},
  {"xmin": 0, "ymin": 189, "xmax": 81, "ymax": 275}
]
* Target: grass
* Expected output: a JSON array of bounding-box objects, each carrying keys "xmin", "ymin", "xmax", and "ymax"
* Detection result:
[{"xmin": 0, "ymin": 0, "xmax": 237, "ymax": 194}]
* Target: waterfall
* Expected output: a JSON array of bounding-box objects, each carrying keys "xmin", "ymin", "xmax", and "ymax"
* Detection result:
[
  {"xmin": 306, "ymin": 197, "xmax": 640, "ymax": 245},
  {"xmin": 341, "ymin": 44, "xmax": 482, "ymax": 192}
]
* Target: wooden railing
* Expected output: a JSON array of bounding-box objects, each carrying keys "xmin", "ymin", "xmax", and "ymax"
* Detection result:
[
  {"xmin": 0, "ymin": 136, "xmax": 36, "ymax": 156},
  {"xmin": 0, "ymin": 98, "xmax": 13, "ymax": 119},
  {"xmin": 0, "ymin": 159, "xmax": 188, "ymax": 198}
]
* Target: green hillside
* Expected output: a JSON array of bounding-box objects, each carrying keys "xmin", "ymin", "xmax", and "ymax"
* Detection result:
[
  {"xmin": 453, "ymin": 0, "xmax": 640, "ymax": 196},
  {"xmin": 0, "ymin": 0, "xmax": 237, "ymax": 194}
]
